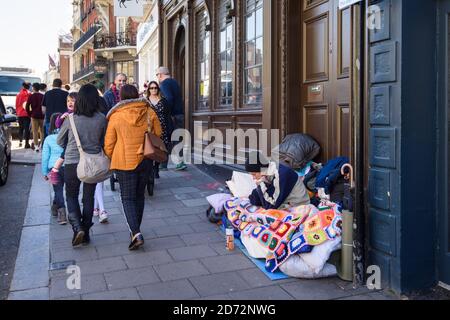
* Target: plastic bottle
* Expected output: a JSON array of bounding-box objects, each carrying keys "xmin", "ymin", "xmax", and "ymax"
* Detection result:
[{"xmin": 226, "ymin": 228, "xmax": 235, "ymax": 251}]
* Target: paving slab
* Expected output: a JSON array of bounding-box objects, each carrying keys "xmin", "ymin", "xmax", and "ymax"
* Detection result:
[
  {"xmin": 200, "ymin": 254, "xmax": 254, "ymax": 274},
  {"xmin": 82, "ymin": 287, "xmax": 141, "ymax": 300},
  {"xmin": 104, "ymin": 267, "xmax": 160, "ymax": 290},
  {"xmin": 168, "ymin": 244, "xmax": 218, "ymax": 261},
  {"xmin": 122, "ymin": 250, "xmax": 174, "ymax": 269},
  {"xmin": 189, "ymin": 272, "xmax": 251, "ymax": 297},
  {"xmin": 137, "ymin": 279, "xmax": 200, "ymax": 300},
  {"xmin": 154, "ymin": 260, "xmax": 210, "ymax": 281}
]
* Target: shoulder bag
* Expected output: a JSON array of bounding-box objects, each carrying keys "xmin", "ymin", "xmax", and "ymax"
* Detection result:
[
  {"xmin": 68, "ymin": 114, "xmax": 111, "ymax": 184},
  {"xmin": 143, "ymin": 108, "xmax": 168, "ymax": 163}
]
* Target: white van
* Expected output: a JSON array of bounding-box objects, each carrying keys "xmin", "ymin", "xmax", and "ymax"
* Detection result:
[{"xmin": 0, "ymin": 67, "xmax": 42, "ymax": 115}]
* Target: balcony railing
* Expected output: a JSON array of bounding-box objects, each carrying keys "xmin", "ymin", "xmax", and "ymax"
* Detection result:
[
  {"xmin": 94, "ymin": 32, "xmax": 137, "ymax": 50},
  {"xmin": 73, "ymin": 63, "xmax": 95, "ymax": 82},
  {"xmin": 73, "ymin": 24, "xmax": 100, "ymax": 52}
]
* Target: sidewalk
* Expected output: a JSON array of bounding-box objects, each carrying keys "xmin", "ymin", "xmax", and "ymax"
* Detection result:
[
  {"xmin": 10, "ymin": 140, "xmax": 42, "ymax": 165},
  {"xmin": 7, "ymin": 144, "xmax": 398, "ymax": 300},
  {"xmin": 45, "ymin": 165, "xmax": 397, "ymax": 301}
]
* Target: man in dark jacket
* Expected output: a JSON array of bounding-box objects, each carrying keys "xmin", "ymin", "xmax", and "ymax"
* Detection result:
[
  {"xmin": 103, "ymin": 73, "xmax": 127, "ymax": 111},
  {"xmin": 157, "ymin": 66, "xmax": 186, "ymax": 171},
  {"xmin": 42, "ymin": 79, "xmax": 68, "ymax": 137}
]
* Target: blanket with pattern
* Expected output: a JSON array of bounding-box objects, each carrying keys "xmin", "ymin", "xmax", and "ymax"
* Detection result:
[{"xmin": 224, "ymin": 198, "xmax": 342, "ymax": 272}]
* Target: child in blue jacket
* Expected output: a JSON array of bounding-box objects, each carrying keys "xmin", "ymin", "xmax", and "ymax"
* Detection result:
[{"xmin": 42, "ymin": 113, "xmax": 67, "ymax": 225}]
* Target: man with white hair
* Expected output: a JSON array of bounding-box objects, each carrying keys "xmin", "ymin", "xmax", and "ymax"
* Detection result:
[
  {"xmin": 156, "ymin": 66, "xmax": 187, "ymax": 171},
  {"xmin": 104, "ymin": 73, "xmax": 128, "ymax": 111}
]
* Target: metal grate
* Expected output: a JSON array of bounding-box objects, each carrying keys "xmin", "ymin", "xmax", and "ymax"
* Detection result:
[{"xmin": 49, "ymin": 260, "xmax": 76, "ymax": 271}]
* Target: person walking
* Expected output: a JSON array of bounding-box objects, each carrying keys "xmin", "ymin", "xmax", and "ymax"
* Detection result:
[
  {"xmin": 146, "ymin": 81, "xmax": 174, "ymax": 178},
  {"xmin": 43, "ymin": 79, "xmax": 69, "ymax": 137},
  {"xmin": 103, "ymin": 73, "xmax": 127, "ymax": 112},
  {"xmin": 26, "ymin": 83, "xmax": 45, "ymax": 152},
  {"xmin": 93, "ymin": 83, "xmax": 109, "ymax": 223},
  {"xmin": 15, "ymin": 82, "xmax": 31, "ymax": 148},
  {"xmin": 39, "ymin": 83, "xmax": 47, "ymax": 95},
  {"xmin": 104, "ymin": 84, "xmax": 162, "ymax": 250},
  {"xmin": 57, "ymin": 84, "xmax": 107, "ymax": 247},
  {"xmin": 156, "ymin": 66, "xmax": 187, "ymax": 171},
  {"xmin": 42, "ymin": 113, "xmax": 67, "ymax": 225}
]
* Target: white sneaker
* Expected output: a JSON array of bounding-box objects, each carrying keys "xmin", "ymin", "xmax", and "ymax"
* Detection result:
[
  {"xmin": 93, "ymin": 208, "xmax": 100, "ymax": 217},
  {"xmin": 99, "ymin": 211, "xmax": 108, "ymax": 224}
]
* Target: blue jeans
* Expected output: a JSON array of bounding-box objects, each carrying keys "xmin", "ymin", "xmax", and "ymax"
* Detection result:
[
  {"xmin": 52, "ymin": 168, "xmax": 65, "ymax": 209},
  {"xmin": 44, "ymin": 120, "xmax": 50, "ymax": 139}
]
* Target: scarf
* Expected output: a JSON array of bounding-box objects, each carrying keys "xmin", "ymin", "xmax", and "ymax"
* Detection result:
[{"xmin": 112, "ymin": 84, "xmax": 120, "ymax": 105}]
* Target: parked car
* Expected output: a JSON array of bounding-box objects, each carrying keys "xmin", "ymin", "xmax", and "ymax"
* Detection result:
[{"xmin": 0, "ymin": 96, "xmax": 17, "ymax": 186}]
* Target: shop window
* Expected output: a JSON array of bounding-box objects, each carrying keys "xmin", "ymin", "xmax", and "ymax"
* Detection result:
[
  {"xmin": 219, "ymin": 0, "xmax": 234, "ymax": 107},
  {"xmin": 244, "ymin": 0, "xmax": 263, "ymax": 107},
  {"xmin": 196, "ymin": 9, "xmax": 211, "ymax": 110}
]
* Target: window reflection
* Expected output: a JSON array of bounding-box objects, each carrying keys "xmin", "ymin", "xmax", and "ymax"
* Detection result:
[
  {"xmin": 244, "ymin": 1, "xmax": 264, "ymax": 107},
  {"xmin": 197, "ymin": 10, "xmax": 210, "ymax": 110},
  {"xmin": 219, "ymin": 0, "xmax": 234, "ymax": 108}
]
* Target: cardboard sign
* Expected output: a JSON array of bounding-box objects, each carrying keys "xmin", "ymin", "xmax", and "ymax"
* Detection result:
[
  {"xmin": 114, "ymin": 0, "xmax": 143, "ymax": 17},
  {"xmin": 339, "ymin": 0, "xmax": 362, "ymax": 9}
]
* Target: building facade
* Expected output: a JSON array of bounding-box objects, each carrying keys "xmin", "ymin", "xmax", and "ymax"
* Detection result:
[
  {"xmin": 71, "ymin": 0, "xmax": 139, "ymax": 91},
  {"xmin": 58, "ymin": 34, "xmax": 73, "ymax": 86},
  {"xmin": 159, "ymin": 0, "xmax": 450, "ymax": 295},
  {"xmin": 137, "ymin": 0, "xmax": 160, "ymax": 89}
]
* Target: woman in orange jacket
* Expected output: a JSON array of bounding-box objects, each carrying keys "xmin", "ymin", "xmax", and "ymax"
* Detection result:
[{"xmin": 104, "ymin": 84, "xmax": 162, "ymax": 250}]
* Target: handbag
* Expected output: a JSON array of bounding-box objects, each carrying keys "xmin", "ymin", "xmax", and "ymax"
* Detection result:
[
  {"xmin": 143, "ymin": 108, "xmax": 168, "ymax": 163},
  {"xmin": 68, "ymin": 114, "xmax": 111, "ymax": 184}
]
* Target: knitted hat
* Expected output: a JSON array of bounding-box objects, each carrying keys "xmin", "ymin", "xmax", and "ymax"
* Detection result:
[{"xmin": 245, "ymin": 151, "xmax": 269, "ymax": 173}]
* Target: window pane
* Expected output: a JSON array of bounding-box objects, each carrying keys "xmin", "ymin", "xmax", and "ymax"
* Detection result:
[
  {"xmin": 226, "ymin": 24, "xmax": 233, "ymax": 49},
  {"xmin": 246, "ymin": 40, "xmax": 255, "ymax": 66},
  {"xmin": 245, "ymin": 67, "xmax": 262, "ymax": 97},
  {"xmin": 220, "ymin": 30, "xmax": 226, "ymax": 51},
  {"xmin": 205, "ymin": 34, "xmax": 210, "ymax": 57},
  {"xmin": 226, "ymin": 49, "xmax": 233, "ymax": 73},
  {"xmin": 220, "ymin": 51, "xmax": 227, "ymax": 73},
  {"xmin": 246, "ymin": 12, "xmax": 255, "ymax": 41},
  {"xmin": 203, "ymin": 80, "xmax": 210, "ymax": 98},
  {"xmin": 256, "ymin": 8, "xmax": 263, "ymax": 38},
  {"xmin": 255, "ymin": 37, "xmax": 263, "ymax": 65}
]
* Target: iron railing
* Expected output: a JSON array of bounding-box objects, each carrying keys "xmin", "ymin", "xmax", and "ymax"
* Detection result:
[
  {"xmin": 73, "ymin": 63, "xmax": 95, "ymax": 82},
  {"xmin": 94, "ymin": 32, "xmax": 137, "ymax": 49},
  {"xmin": 73, "ymin": 24, "xmax": 100, "ymax": 52}
]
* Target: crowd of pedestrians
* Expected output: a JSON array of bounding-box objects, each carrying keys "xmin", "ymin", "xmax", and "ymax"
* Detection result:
[{"xmin": 16, "ymin": 66, "xmax": 185, "ymax": 251}]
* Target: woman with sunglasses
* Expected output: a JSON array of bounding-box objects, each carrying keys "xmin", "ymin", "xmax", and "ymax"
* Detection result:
[{"xmin": 146, "ymin": 81, "xmax": 174, "ymax": 175}]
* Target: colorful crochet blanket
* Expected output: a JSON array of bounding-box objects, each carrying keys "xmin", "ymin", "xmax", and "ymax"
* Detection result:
[{"xmin": 224, "ymin": 198, "xmax": 343, "ymax": 272}]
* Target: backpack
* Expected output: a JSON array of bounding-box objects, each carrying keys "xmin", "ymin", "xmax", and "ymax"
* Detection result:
[{"xmin": 68, "ymin": 114, "xmax": 111, "ymax": 184}]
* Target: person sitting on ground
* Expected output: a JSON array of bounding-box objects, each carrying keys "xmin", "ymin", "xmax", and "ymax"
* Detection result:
[{"xmin": 246, "ymin": 151, "xmax": 310, "ymax": 210}]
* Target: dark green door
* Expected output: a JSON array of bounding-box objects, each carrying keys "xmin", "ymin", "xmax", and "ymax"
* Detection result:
[{"xmin": 438, "ymin": 0, "xmax": 450, "ymax": 286}]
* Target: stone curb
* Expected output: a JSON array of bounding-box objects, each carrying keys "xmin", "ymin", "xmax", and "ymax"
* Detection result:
[{"xmin": 8, "ymin": 165, "xmax": 51, "ymax": 300}]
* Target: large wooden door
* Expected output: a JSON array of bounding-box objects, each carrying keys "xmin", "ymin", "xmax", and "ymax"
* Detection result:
[{"xmin": 301, "ymin": 0, "xmax": 352, "ymax": 163}]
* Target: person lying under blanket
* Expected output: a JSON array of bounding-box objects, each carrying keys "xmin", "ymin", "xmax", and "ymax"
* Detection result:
[{"xmin": 246, "ymin": 151, "xmax": 310, "ymax": 210}]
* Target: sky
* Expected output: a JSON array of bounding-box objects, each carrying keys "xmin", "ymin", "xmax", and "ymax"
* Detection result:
[{"xmin": 0, "ymin": 0, "xmax": 73, "ymax": 77}]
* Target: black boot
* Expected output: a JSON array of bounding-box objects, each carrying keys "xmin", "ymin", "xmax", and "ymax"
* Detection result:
[
  {"xmin": 81, "ymin": 221, "xmax": 94, "ymax": 246},
  {"xmin": 68, "ymin": 212, "xmax": 84, "ymax": 247}
]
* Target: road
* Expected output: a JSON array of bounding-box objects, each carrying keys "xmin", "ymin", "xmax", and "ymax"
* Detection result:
[{"xmin": 0, "ymin": 164, "xmax": 35, "ymax": 300}]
